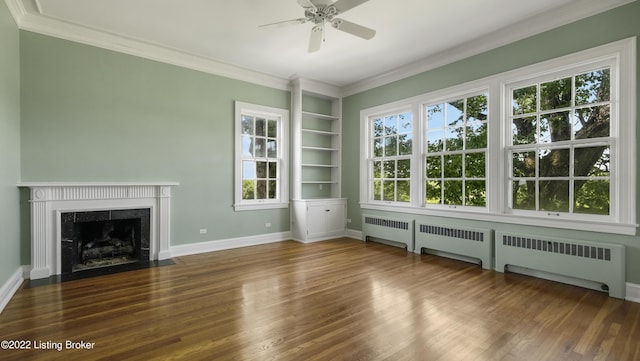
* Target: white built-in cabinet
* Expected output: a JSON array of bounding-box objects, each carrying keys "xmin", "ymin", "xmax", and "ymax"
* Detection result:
[
  {"xmin": 292, "ymin": 199, "xmax": 346, "ymax": 242},
  {"xmin": 290, "ymin": 78, "xmax": 347, "ymax": 242}
]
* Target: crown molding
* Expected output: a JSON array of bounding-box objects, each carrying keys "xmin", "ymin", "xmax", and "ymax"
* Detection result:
[
  {"xmin": 342, "ymin": 0, "xmax": 636, "ymax": 96},
  {"xmin": 5, "ymin": 0, "xmax": 292, "ymax": 91},
  {"xmin": 5, "ymin": 0, "xmax": 635, "ymax": 96},
  {"xmin": 4, "ymin": 0, "xmax": 27, "ymax": 22},
  {"xmin": 290, "ymin": 75, "xmax": 344, "ymax": 98}
]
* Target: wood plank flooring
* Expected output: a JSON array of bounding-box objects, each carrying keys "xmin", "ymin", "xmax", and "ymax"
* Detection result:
[{"xmin": 1, "ymin": 238, "xmax": 639, "ymax": 360}]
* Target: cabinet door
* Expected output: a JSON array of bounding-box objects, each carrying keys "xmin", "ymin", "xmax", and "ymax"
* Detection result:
[
  {"xmin": 306, "ymin": 203, "xmax": 328, "ymax": 238},
  {"xmin": 325, "ymin": 202, "xmax": 346, "ymax": 235}
]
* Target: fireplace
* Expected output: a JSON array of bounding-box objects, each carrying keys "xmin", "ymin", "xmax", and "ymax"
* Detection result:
[
  {"xmin": 18, "ymin": 182, "xmax": 178, "ymax": 280},
  {"xmin": 60, "ymin": 209, "xmax": 151, "ymax": 274}
]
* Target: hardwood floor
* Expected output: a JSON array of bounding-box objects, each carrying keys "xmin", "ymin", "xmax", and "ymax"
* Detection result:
[{"xmin": 1, "ymin": 238, "xmax": 639, "ymax": 361}]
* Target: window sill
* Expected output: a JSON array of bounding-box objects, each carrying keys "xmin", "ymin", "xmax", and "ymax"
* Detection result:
[
  {"xmin": 360, "ymin": 202, "xmax": 637, "ymax": 236},
  {"xmin": 234, "ymin": 202, "xmax": 289, "ymax": 212}
]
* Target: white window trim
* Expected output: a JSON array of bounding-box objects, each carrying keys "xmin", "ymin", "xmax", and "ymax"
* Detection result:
[
  {"xmin": 421, "ymin": 87, "xmax": 491, "ymax": 211},
  {"xmin": 359, "ymin": 37, "xmax": 636, "ymax": 235},
  {"xmin": 361, "ymin": 100, "xmax": 421, "ymax": 207},
  {"xmin": 234, "ymin": 101, "xmax": 289, "ymax": 211},
  {"xmin": 366, "ymin": 106, "xmax": 416, "ymax": 205},
  {"xmin": 502, "ymin": 60, "xmax": 617, "ymax": 223}
]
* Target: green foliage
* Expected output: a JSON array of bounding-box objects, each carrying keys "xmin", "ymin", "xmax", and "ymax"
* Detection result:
[
  {"xmin": 242, "ymin": 180, "xmax": 254, "ymax": 200},
  {"xmin": 465, "ymin": 181, "xmax": 486, "ymax": 207},
  {"xmin": 574, "ymin": 180, "xmax": 610, "ymax": 214}
]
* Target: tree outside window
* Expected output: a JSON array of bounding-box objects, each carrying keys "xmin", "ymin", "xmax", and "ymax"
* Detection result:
[{"xmin": 509, "ymin": 68, "xmax": 611, "ymax": 215}]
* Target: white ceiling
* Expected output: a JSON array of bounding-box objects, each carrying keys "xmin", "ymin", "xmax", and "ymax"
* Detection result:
[{"xmin": 7, "ymin": 0, "xmax": 633, "ymax": 93}]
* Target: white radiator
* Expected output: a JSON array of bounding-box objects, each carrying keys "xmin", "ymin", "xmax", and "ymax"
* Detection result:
[
  {"xmin": 495, "ymin": 231, "xmax": 625, "ymax": 299},
  {"xmin": 362, "ymin": 214, "xmax": 414, "ymax": 251},
  {"xmin": 415, "ymin": 222, "xmax": 493, "ymax": 269}
]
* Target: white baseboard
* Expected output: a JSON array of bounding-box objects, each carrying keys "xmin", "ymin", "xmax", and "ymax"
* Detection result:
[
  {"xmin": 346, "ymin": 228, "xmax": 362, "ymax": 240},
  {"xmin": 626, "ymin": 282, "xmax": 640, "ymax": 303},
  {"xmin": 21, "ymin": 265, "xmax": 31, "ymax": 279},
  {"xmin": 292, "ymin": 231, "xmax": 355, "ymax": 244},
  {"xmin": 0, "ymin": 268, "xmax": 24, "ymax": 314},
  {"xmin": 170, "ymin": 231, "xmax": 292, "ymax": 258},
  {"xmin": 14, "ymin": 231, "xmax": 639, "ymax": 305}
]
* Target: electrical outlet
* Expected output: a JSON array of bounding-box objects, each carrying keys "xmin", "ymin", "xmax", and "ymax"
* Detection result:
[
  {"xmin": 199, "ymin": 229, "xmax": 207, "ymax": 234},
  {"xmin": 265, "ymin": 222, "xmax": 272, "ymax": 228},
  {"xmin": 346, "ymin": 218, "xmax": 352, "ymax": 223}
]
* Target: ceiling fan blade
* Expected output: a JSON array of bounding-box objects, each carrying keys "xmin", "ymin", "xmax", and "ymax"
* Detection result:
[
  {"xmin": 332, "ymin": 0, "xmax": 369, "ymax": 13},
  {"xmin": 297, "ymin": 0, "xmax": 317, "ymax": 10},
  {"xmin": 331, "ymin": 19, "xmax": 375, "ymax": 40},
  {"xmin": 259, "ymin": 18, "xmax": 306, "ymax": 28},
  {"xmin": 308, "ymin": 25, "xmax": 323, "ymax": 52}
]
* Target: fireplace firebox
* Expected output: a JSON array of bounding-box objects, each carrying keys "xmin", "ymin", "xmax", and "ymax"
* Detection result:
[{"xmin": 60, "ymin": 209, "xmax": 150, "ymax": 274}]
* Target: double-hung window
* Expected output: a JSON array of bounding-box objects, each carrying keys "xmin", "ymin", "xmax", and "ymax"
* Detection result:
[
  {"xmin": 234, "ymin": 101, "xmax": 289, "ymax": 211},
  {"xmin": 369, "ymin": 110, "xmax": 413, "ymax": 203},
  {"xmin": 424, "ymin": 92, "xmax": 488, "ymax": 208},
  {"xmin": 506, "ymin": 66, "xmax": 613, "ymax": 219},
  {"xmin": 359, "ymin": 38, "xmax": 635, "ymax": 234}
]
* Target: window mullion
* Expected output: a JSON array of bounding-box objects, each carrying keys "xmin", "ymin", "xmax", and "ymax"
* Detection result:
[{"xmin": 413, "ymin": 102, "xmax": 423, "ymax": 207}]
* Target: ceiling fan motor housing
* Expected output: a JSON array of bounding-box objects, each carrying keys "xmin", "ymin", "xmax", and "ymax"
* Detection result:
[{"xmin": 305, "ymin": 5, "xmax": 338, "ymax": 24}]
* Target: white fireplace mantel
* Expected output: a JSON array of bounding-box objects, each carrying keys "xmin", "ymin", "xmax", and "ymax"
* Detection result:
[{"xmin": 18, "ymin": 182, "xmax": 179, "ymax": 280}]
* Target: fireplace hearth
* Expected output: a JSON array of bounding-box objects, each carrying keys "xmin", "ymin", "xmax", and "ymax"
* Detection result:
[
  {"xmin": 61, "ymin": 209, "xmax": 150, "ymax": 274},
  {"xmin": 18, "ymin": 182, "xmax": 178, "ymax": 280}
]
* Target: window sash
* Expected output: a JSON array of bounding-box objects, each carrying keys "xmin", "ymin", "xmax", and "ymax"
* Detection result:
[
  {"xmin": 423, "ymin": 92, "xmax": 489, "ymax": 209},
  {"xmin": 504, "ymin": 64, "xmax": 615, "ymax": 221},
  {"xmin": 367, "ymin": 110, "xmax": 414, "ymax": 205},
  {"xmin": 234, "ymin": 102, "xmax": 289, "ymax": 211}
]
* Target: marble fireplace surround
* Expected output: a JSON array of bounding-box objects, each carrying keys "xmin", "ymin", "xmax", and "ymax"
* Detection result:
[{"xmin": 18, "ymin": 182, "xmax": 178, "ymax": 280}]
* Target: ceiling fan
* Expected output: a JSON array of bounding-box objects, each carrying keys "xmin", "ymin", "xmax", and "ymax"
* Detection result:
[{"xmin": 260, "ymin": 0, "xmax": 376, "ymax": 52}]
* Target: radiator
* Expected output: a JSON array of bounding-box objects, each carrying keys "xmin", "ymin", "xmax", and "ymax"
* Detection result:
[
  {"xmin": 495, "ymin": 231, "xmax": 626, "ymax": 299},
  {"xmin": 415, "ymin": 222, "xmax": 493, "ymax": 269},
  {"xmin": 362, "ymin": 214, "xmax": 414, "ymax": 251}
]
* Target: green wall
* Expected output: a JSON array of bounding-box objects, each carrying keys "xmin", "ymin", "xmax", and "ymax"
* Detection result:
[
  {"xmin": 20, "ymin": 31, "xmax": 291, "ymax": 248},
  {"xmin": 0, "ymin": 1, "xmax": 21, "ymax": 286},
  {"xmin": 342, "ymin": 2, "xmax": 640, "ymax": 283},
  {"xmin": 8, "ymin": 1, "xmax": 640, "ymax": 290}
]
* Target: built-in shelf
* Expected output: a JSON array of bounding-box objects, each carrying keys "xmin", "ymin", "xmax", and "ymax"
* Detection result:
[
  {"xmin": 302, "ymin": 180, "xmax": 338, "ymax": 184},
  {"xmin": 302, "ymin": 111, "xmax": 339, "ymax": 120},
  {"xmin": 291, "ymin": 77, "xmax": 346, "ymax": 243},
  {"xmin": 302, "ymin": 146, "xmax": 338, "ymax": 152},
  {"xmin": 302, "ymin": 163, "xmax": 339, "ymax": 168},
  {"xmin": 302, "ymin": 128, "xmax": 339, "ymax": 136}
]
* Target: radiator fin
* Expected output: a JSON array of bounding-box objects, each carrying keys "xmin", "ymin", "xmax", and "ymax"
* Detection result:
[
  {"xmin": 419, "ymin": 224, "xmax": 484, "ymax": 242},
  {"xmin": 502, "ymin": 235, "xmax": 611, "ymax": 261},
  {"xmin": 364, "ymin": 216, "xmax": 409, "ymax": 230}
]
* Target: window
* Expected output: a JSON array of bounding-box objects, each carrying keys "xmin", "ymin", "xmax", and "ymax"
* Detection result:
[
  {"xmin": 234, "ymin": 101, "xmax": 289, "ymax": 211},
  {"xmin": 359, "ymin": 38, "xmax": 635, "ymax": 234},
  {"xmin": 369, "ymin": 111, "xmax": 413, "ymax": 203},
  {"xmin": 507, "ymin": 68, "xmax": 612, "ymax": 218},
  {"xmin": 425, "ymin": 93, "xmax": 488, "ymax": 208}
]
